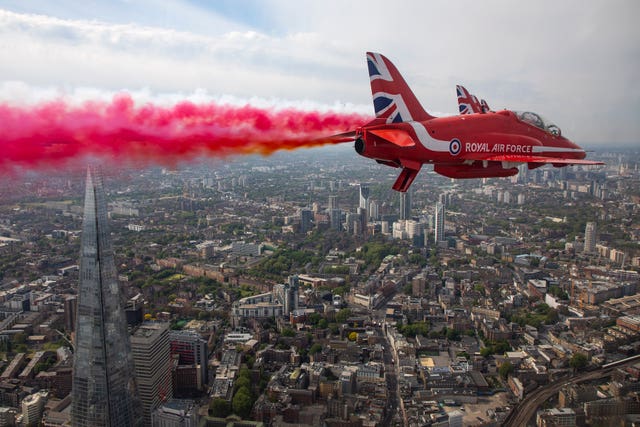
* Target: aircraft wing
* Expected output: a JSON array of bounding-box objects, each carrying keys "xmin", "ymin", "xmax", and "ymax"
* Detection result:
[{"xmin": 465, "ymin": 153, "xmax": 604, "ymax": 165}]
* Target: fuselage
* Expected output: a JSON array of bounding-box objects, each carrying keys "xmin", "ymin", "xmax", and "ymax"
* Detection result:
[{"xmin": 356, "ymin": 110, "xmax": 587, "ymax": 167}]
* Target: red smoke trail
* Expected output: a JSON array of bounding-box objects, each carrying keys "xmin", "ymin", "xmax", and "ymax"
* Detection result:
[{"xmin": 0, "ymin": 94, "xmax": 370, "ymax": 174}]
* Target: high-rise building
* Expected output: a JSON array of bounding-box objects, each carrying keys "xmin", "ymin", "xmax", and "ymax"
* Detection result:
[
  {"xmin": 345, "ymin": 212, "xmax": 356, "ymax": 234},
  {"xmin": 300, "ymin": 209, "xmax": 313, "ymax": 233},
  {"xmin": 400, "ymin": 191, "xmax": 411, "ymax": 220},
  {"xmin": 330, "ymin": 208, "xmax": 342, "ymax": 231},
  {"xmin": 359, "ymin": 184, "xmax": 370, "ymax": 211},
  {"xmin": 273, "ymin": 275, "xmax": 299, "ymax": 316},
  {"xmin": 131, "ymin": 322, "xmax": 173, "ymax": 426},
  {"xmin": 328, "ymin": 195, "xmax": 338, "ymax": 211},
  {"xmin": 72, "ymin": 170, "xmax": 140, "ymax": 427},
  {"xmin": 438, "ymin": 192, "xmax": 449, "ymax": 207},
  {"xmin": 584, "ymin": 222, "xmax": 596, "ymax": 254},
  {"xmin": 357, "ymin": 207, "xmax": 367, "ymax": 236},
  {"xmin": 435, "ymin": 202, "xmax": 445, "ymax": 243},
  {"xmin": 369, "ymin": 199, "xmax": 379, "ymax": 221},
  {"xmin": 169, "ymin": 330, "xmax": 208, "ymax": 391},
  {"xmin": 64, "ymin": 296, "xmax": 76, "ymax": 332},
  {"xmin": 503, "ymin": 191, "xmax": 511, "ymax": 204},
  {"xmin": 22, "ymin": 391, "xmax": 48, "ymax": 426}
]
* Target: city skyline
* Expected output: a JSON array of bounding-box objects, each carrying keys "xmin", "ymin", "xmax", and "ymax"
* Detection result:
[{"xmin": 0, "ymin": 140, "xmax": 637, "ymax": 425}]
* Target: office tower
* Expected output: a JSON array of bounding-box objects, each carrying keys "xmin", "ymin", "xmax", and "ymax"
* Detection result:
[
  {"xmin": 169, "ymin": 330, "xmax": 208, "ymax": 392},
  {"xmin": 330, "ymin": 208, "xmax": 342, "ymax": 231},
  {"xmin": 412, "ymin": 275, "xmax": 426, "ymax": 297},
  {"xmin": 399, "ymin": 191, "xmax": 411, "ymax": 220},
  {"xmin": 435, "ymin": 202, "xmax": 445, "ymax": 243},
  {"xmin": 131, "ymin": 322, "xmax": 173, "ymax": 426},
  {"xmin": 273, "ymin": 275, "xmax": 299, "ymax": 316},
  {"xmin": 300, "ymin": 209, "xmax": 313, "ymax": 233},
  {"xmin": 72, "ymin": 169, "xmax": 140, "ymax": 427},
  {"xmin": 328, "ymin": 195, "xmax": 338, "ymax": 211},
  {"xmin": 369, "ymin": 199, "xmax": 379, "ymax": 221},
  {"xmin": 359, "ymin": 183, "xmax": 370, "ymax": 211},
  {"xmin": 584, "ymin": 222, "xmax": 596, "ymax": 254},
  {"xmin": 405, "ymin": 220, "xmax": 423, "ymax": 239},
  {"xmin": 64, "ymin": 296, "xmax": 76, "ymax": 332},
  {"xmin": 345, "ymin": 213, "xmax": 356, "ymax": 234},
  {"xmin": 22, "ymin": 391, "xmax": 48, "ymax": 426},
  {"xmin": 357, "ymin": 207, "xmax": 367, "ymax": 236}
]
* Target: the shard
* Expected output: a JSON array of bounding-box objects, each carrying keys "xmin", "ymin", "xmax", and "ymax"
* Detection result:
[{"xmin": 72, "ymin": 169, "xmax": 140, "ymax": 426}]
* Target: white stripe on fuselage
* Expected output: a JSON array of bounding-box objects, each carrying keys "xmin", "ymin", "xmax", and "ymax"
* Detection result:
[
  {"xmin": 407, "ymin": 121, "xmax": 450, "ymax": 153},
  {"xmin": 403, "ymin": 122, "xmax": 585, "ymax": 157}
]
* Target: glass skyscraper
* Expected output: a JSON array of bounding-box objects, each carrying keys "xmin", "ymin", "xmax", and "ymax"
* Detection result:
[
  {"xmin": 72, "ymin": 169, "xmax": 140, "ymax": 426},
  {"xmin": 435, "ymin": 201, "xmax": 445, "ymax": 243}
]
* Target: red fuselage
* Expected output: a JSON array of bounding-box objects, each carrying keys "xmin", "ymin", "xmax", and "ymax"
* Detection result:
[{"xmin": 356, "ymin": 110, "xmax": 586, "ymax": 172}]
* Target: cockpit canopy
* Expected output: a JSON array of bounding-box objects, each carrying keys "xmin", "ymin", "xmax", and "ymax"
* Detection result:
[{"xmin": 514, "ymin": 111, "xmax": 561, "ymax": 136}]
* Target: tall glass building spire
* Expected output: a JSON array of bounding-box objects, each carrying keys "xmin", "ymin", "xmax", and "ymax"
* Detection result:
[{"xmin": 72, "ymin": 169, "xmax": 140, "ymax": 426}]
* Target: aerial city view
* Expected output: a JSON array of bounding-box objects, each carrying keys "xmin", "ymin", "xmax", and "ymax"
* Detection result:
[{"xmin": 0, "ymin": 2, "xmax": 638, "ymax": 427}]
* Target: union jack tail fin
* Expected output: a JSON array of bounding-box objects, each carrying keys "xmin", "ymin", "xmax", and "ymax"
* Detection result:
[
  {"xmin": 456, "ymin": 85, "xmax": 482, "ymax": 114},
  {"xmin": 457, "ymin": 85, "xmax": 491, "ymax": 114},
  {"xmin": 366, "ymin": 52, "xmax": 434, "ymax": 123}
]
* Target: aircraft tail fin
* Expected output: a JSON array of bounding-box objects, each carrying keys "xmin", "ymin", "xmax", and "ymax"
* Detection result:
[
  {"xmin": 457, "ymin": 85, "xmax": 491, "ymax": 114},
  {"xmin": 366, "ymin": 52, "xmax": 434, "ymax": 123}
]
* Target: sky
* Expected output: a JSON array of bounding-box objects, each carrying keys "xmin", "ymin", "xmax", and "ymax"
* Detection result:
[{"xmin": 0, "ymin": 0, "xmax": 638, "ymax": 147}]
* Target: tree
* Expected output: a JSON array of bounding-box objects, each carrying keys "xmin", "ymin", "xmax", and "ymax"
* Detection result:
[
  {"xmin": 281, "ymin": 328, "xmax": 295, "ymax": 337},
  {"xmin": 309, "ymin": 343, "xmax": 323, "ymax": 355},
  {"xmin": 308, "ymin": 312, "xmax": 321, "ymax": 325},
  {"xmin": 499, "ymin": 360, "xmax": 514, "ymax": 380},
  {"xmin": 569, "ymin": 353, "xmax": 588, "ymax": 372},
  {"xmin": 209, "ymin": 398, "xmax": 231, "ymax": 418},
  {"xmin": 234, "ymin": 376, "xmax": 251, "ymax": 393},
  {"xmin": 456, "ymin": 351, "xmax": 470, "ymax": 360},
  {"xmin": 446, "ymin": 329, "xmax": 460, "ymax": 341},
  {"xmin": 232, "ymin": 387, "xmax": 253, "ymax": 418},
  {"xmin": 402, "ymin": 283, "xmax": 413, "ymax": 296},
  {"xmin": 336, "ymin": 308, "xmax": 351, "ymax": 324}
]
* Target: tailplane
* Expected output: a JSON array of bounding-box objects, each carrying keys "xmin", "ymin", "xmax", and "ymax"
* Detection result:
[{"xmin": 366, "ymin": 52, "xmax": 434, "ymax": 123}]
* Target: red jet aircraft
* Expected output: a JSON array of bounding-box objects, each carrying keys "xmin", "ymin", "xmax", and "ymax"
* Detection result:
[{"xmin": 333, "ymin": 52, "xmax": 602, "ymax": 192}]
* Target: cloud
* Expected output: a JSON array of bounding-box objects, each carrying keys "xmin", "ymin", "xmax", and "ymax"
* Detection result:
[{"xmin": 0, "ymin": 9, "xmax": 364, "ymax": 102}]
